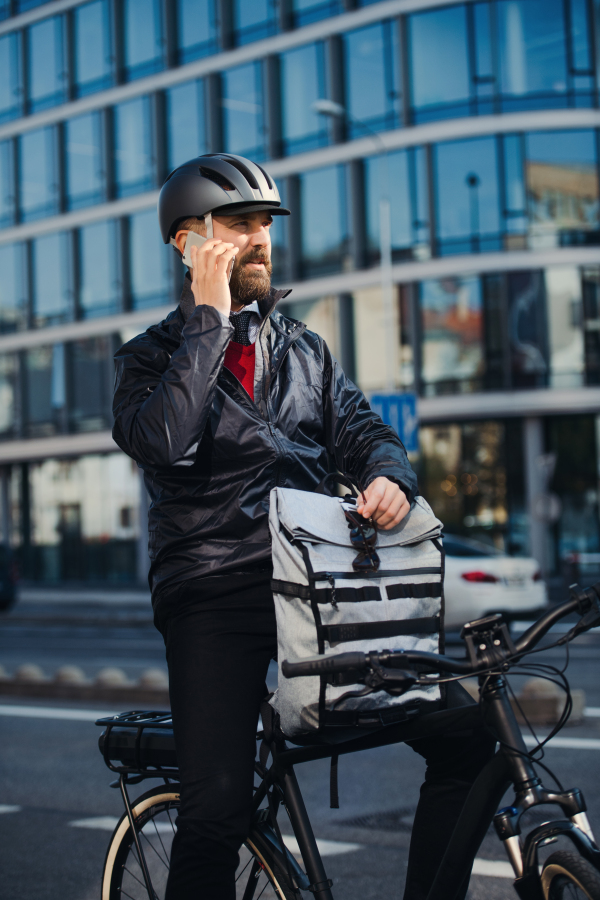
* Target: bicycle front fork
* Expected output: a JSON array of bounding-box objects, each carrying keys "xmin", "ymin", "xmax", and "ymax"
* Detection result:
[{"xmin": 482, "ymin": 675, "xmax": 599, "ymax": 891}]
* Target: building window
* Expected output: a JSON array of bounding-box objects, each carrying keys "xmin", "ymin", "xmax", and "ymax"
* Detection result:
[
  {"xmin": 525, "ymin": 130, "xmax": 599, "ymax": 248},
  {"xmin": 78, "ymin": 220, "xmax": 120, "ymax": 318},
  {"xmin": 73, "ymin": 0, "xmax": 113, "ymax": 97},
  {"xmin": 300, "ymin": 165, "xmax": 348, "ymax": 278},
  {"xmin": 222, "ymin": 62, "xmax": 266, "ymax": 160},
  {"xmin": 17, "ymin": 0, "xmax": 51, "ymax": 10},
  {"xmin": 546, "ymin": 266, "xmax": 585, "ymax": 388},
  {"xmin": 508, "ymin": 270, "xmax": 548, "ymax": 389},
  {"xmin": 280, "ymin": 43, "xmax": 328, "ymax": 156},
  {"xmin": 114, "ymin": 96, "xmax": 154, "ymax": 197},
  {"xmin": 177, "ymin": 0, "xmax": 217, "ymax": 63},
  {"xmin": 419, "ymin": 420, "xmax": 526, "ymax": 553},
  {"xmin": 0, "ymin": 243, "xmax": 27, "ymax": 334},
  {"xmin": 129, "ymin": 209, "xmax": 172, "ymax": 309},
  {"xmin": 26, "ymin": 16, "xmax": 67, "ymax": 113},
  {"xmin": 420, "ymin": 275, "xmax": 485, "ymax": 395},
  {"xmin": 68, "ymin": 336, "xmax": 114, "ymax": 433},
  {"xmin": 582, "ymin": 268, "xmax": 600, "ymax": 385},
  {"xmin": 65, "ymin": 112, "xmax": 105, "ymax": 210},
  {"xmin": 343, "ymin": 21, "xmax": 400, "ymax": 137},
  {"xmin": 365, "ymin": 148, "xmax": 429, "ymax": 265},
  {"xmin": 27, "ymin": 454, "xmax": 140, "ymax": 583},
  {"xmin": 32, "ymin": 233, "xmax": 73, "ymax": 328},
  {"xmin": 18, "ymin": 127, "xmax": 59, "ymax": 223},
  {"xmin": 497, "ymin": 0, "xmax": 568, "ymax": 111},
  {"xmin": 233, "ymin": 0, "xmax": 277, "ymax": 46},
  {"xmin": 292, "ymin": 0, "xmax": 343, "ymax": 28},
  {"xmin": 122, "ymin": 0, "xmax": 164, "ymax": 81},
  {"xmin": 0, "ymin": 139, "xmax": 16, "ymax": 228},
  {"xmin": 166, "ymin": 80, "xmax": 207, "ymax": 171},
  {"xmin": 408, "ymin": 5, "xmax": 470, "ymax": 123},
  {"xmin": 435, "ymin": 136, "xmax": 502, "ymax": 255},
  {"xmin": 0, "ymin": 33, "xmax": 22, "ymax": 123},
  {"xmin": 270, "ymin": 179, "xmax": 288, "ymax": 282},
  {"xmin": 0, "ymin": 354, "xmax": 18, "ymax": 440},
  {"xmin": 24, "ymin": 345, "xmax": 66, "ymax": 438}
]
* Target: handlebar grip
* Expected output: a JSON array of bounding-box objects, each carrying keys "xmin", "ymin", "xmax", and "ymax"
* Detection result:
[{"xmin": 282, "ymin": 652, "xmax": 366, "ymax": 678}]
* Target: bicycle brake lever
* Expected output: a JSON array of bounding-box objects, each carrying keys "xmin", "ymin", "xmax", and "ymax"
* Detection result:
[{"xmin": 557, "ymin": 584, "xmax": 600, "ymax": 645}]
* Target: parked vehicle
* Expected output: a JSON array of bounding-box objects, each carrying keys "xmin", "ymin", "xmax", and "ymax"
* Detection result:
[{"xmin": 443, "ymin": 534, "xmax": 548, "ymax": 630}]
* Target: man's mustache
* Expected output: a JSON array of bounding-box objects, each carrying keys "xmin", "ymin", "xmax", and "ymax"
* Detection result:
[{"xmin": 238, "ymin": 250, "xmax": 270, "ymax": 266}]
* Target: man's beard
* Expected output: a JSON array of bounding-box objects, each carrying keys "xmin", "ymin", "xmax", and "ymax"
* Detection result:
[{"xmin": 229, "ymin": 248, "xmax": 273, "ymax": 306}]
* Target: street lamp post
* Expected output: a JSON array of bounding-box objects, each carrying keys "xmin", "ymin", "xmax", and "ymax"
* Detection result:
[{"xmin": 312, "ymin": 100, "xmax": 396, "ymax": 393}]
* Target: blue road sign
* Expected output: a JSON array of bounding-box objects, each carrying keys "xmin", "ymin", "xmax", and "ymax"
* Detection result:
[{"xmin": 370, "ymin": 393, "xmax": 419, "ymax": 453}]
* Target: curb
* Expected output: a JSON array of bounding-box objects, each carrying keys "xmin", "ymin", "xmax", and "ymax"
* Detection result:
[{"xmin": 0, "ymin": 680, "xmax": 169, "ymax": 706}]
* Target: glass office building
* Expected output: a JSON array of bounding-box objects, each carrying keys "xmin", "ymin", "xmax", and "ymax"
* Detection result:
[{"xmin": 0, "ymin": 0, "xmax": 599, "ymax": 587}]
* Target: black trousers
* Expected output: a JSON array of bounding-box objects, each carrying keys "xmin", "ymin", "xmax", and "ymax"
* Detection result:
[{"xmin": 156, "ymin": 572, "xmax": 496, "ymax": 900}]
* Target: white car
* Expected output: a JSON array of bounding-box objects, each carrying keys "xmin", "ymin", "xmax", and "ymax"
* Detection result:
[{"xmin": 442, "ymin": 535, "xmax": 549, "ymax": 630}]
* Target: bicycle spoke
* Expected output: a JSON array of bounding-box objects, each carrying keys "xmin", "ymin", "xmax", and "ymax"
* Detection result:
[
  {"xmin": 235, "ymin": 856, "xmax": 253, "ymax": 883},
  {"xmin": 240, "ymin": 859, "xmax": 261, "ymax": 900},
  {"xmin": 151, "ymin": 818, "xmax": 171, "ymax": 865},
  {"xmin": 119, "ymin": 890, "xmax": 137, "ymax": 900},
  {"xmin": 140, "ymin": 827, "xmax": 170, "ymax": 869},
  {"xmin": 166, "ymin": 808, "xmax": 176, "ymax": 833},
  {"xmin": 255, "ymin": 880, "xmax": 270, "ymax": 900},
  {"xmin": 123, "ymin": 865, "xmax": 147, "ymax": 891}
]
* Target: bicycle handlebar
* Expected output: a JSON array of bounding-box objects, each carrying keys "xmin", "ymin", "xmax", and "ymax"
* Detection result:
[{"xmin": 282, "ymin": 582, "xmax": 600, "ymax": 681}]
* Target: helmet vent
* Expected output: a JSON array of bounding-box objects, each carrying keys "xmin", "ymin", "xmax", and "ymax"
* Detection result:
[
  {"xmin": 199, "ymin": 166, "xmax": 236, "ymax": 191},
  {"xmin": 256, "ymin": 164, "xmax": 273, "ymax": 190},
  {"xmin": 220, "ymin": 155, "xmax": 259, "ymax": 190}
]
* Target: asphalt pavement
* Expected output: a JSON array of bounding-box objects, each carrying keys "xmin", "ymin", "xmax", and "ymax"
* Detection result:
[{"xmin": 1, "ymin": 600, "xmax": 600, "ymax": 900}]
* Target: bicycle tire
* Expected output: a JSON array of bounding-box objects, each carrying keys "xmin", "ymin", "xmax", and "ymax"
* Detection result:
[
  {"xmin": 541, "ymin": 850, "xmax": 600, "ymax": 899},
  {"xmin": 101, "ymin": 784, "xmax": 299, "ymax": 900}
]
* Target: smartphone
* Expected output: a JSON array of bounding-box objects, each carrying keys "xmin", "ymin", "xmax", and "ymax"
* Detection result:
[{"xmin": 182, "ymin": 231, "xmax": 234, "ymax": 282}]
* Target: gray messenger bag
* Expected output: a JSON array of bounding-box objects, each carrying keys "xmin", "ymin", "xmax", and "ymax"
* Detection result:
[{"xmin": 268, "ymin": 476, "xmax": 445, "ymax": 739}]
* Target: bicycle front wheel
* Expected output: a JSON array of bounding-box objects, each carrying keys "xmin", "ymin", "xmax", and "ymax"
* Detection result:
[
  {"xmin": 541, "ymin": 850, "xmax": 600, "ymax": 899},
  {"xmin": 101, "ymin": 784, "xmax": 298, "ymax": 900}
]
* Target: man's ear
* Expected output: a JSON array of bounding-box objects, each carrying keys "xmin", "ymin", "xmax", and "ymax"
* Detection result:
[{"xmin": 174, "ymin": 230, "xmax": 189, "ymax": 256}]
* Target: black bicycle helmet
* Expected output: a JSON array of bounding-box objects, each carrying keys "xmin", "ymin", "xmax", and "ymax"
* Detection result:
[{"xmin": 158, "ymin": 153, "xmax": 290, "ymax": 244}]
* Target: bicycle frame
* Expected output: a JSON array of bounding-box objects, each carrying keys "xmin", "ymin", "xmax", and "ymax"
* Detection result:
[{"xmin": 248, "ymin": 673, "xmax": 600, "ymax": 900}]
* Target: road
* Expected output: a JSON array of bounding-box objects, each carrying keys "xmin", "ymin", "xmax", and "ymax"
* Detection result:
[{"xmin": 1, "ymin": 605, "xmax": 600, "ymax": 900}]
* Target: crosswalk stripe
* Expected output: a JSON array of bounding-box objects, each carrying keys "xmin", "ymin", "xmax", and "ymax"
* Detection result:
[
  {"xmin": 472, "ymin": 858, "xmax": 514, "ymax": 878},
  {"xmin": 0, "ymin": 805, "xmax": 21, "ymax": 814}
]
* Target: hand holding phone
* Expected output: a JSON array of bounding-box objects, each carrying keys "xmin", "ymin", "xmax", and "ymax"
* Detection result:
[
  {"xmin": 184, "ymin": 231, "xmax": 238, "ymax": 316},
  {"xmin": 183, "ymin": 231, "xmax": 234, "ymax": 282}
]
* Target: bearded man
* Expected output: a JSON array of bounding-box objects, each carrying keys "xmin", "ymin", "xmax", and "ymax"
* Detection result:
[{"xmin": 112, "ymin": 154, "xmax": 494, "ymax": 900}]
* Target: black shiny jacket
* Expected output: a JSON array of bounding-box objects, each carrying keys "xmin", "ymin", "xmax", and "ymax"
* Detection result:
[{"xmin": 112, "ymin": 278, "xmax": 417, "ymax": 601}]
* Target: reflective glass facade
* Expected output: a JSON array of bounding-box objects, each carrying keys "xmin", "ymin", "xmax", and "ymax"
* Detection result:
[
  {"xmin": 0, "ymin": 0, "xmax": 599, "ymax": 586},
  {"xmin": 73, "ymin": 0, "xmax": 114, "ymax": 97}
]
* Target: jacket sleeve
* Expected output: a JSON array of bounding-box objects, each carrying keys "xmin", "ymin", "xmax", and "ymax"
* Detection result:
[
  {"xmin": 112, "ymin": 305, "xmax": 233, "ymax": 468},
  {"xmin": 321, "ymin": 342, "xmax": 418, "ymax": 502}
]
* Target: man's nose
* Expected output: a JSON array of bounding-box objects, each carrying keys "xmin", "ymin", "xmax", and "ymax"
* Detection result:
[{"xmin": 249, "ymin": 226, "xmax": 270, "ymax": 245}]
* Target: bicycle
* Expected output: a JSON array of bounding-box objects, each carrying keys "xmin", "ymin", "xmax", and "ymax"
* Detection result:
[{"xmin": 96, "ymin": 582, "xmax": 600, "ymax": 900}]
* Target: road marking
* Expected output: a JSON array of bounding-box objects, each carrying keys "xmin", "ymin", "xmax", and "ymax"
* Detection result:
[
  {"xmin": 0, "ymin": 704, "xmax": 115, "ymax": 721},
  {"xmin": 70, "ymin": 816, "xmax": 120, "ymax": 831},
  {"xmin": 472, "ymin": 859, "xmax": 514, "ymax": 879},
  {"xmin": 524, "ymin": 735, "xmax": 600, "ymax": 750},
  {"xmin": 0, "ymin": 805, "xmax": 21, "ymax": 814},
  {"xmin": 283, "ymin": 836, "xmax": 362, "ymax": 857},
  {"xmin": 69, "ymin": 816, "xmax": 176, "ymax": 833},
  {"xmin": 585, "ymin": 707, "xmax": 600, "ymax": 717}
]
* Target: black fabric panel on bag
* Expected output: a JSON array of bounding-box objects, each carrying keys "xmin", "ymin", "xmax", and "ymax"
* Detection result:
[
  {"xmin": 315, "ymin": 586, "xmax": 381, "ymax": 604},
  {"xmin": 323, "ymin": 616, "xmax": 440, "ymax": 645},
  {"xmin": 313, "ymin": 567, "xmax": 442, "ymax": 580},
  {"xmin": 386, "ymin": 582, "xmax": 443, "ymax": 600},
  {"xmin": 271, "ymin": 580, "xmax": 381, "ymax": 603}
]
